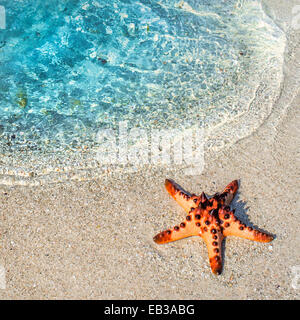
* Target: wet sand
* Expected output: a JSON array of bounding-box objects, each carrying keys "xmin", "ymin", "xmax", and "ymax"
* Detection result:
[{"xmin": 0, "ymin": 0, "xmax": 299, "ymax": 299}]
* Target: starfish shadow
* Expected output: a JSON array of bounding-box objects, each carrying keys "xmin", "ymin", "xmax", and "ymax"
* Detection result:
[{"xmin": 230, "ymin": 192, "xmax": 276, "ymax": 240}]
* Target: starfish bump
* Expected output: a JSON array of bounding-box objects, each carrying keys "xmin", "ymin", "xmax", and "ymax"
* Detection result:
[{"xmin": 153, "ymin": 179, "xmax": 274, "ymax": 275}]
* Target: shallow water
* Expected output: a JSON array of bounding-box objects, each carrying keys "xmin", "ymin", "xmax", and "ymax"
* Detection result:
[{"xmin": 0, "ymin": 0, "xmax": 287, "ymax": 184}]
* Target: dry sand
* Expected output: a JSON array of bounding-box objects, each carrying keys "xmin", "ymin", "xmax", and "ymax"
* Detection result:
[{"xmin": 0, "ymin": 0, "xmax": 299, "ymax": 299}]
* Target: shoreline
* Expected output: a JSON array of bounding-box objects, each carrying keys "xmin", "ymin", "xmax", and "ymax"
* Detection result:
[{"xmin": 0, "ymin": 0, "xmax": 299, "ymax": 299}]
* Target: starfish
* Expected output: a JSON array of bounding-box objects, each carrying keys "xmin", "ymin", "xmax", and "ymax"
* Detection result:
[{"xmin": 153, "ymin": 179, "xmax": 274, "ymax": 275}]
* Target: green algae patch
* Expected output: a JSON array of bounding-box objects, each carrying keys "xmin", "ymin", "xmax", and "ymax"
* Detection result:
[
  {"xmin": 16, "ymin": 90, "xmax": 28, "ymax": 109},
  {"xmin": 72, "ymin": 99, "xmax": 81, "ymax": 107}
]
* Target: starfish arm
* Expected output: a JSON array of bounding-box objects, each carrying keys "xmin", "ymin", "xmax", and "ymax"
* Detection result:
[
  {"xmin": 219, "ymin": 208, "xmax": 274, "ymax": 243},
  {"xmin": 220, "ymin": 180, "xmax": 239, "ymax": 206},
  {"xmin": 165, "ymin": 179, "xmax": 199, "ymax": 213},
  {"xmin": 200, "ymin": 227, "xmax": 224, "ymax": 275},
  {"xmin": 153, "ymin": 216, "xmax": 200, "ymax": 244}
]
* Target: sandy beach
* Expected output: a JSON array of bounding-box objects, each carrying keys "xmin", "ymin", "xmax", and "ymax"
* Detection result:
[{"xmin": 0, "ymin": 0, "xmax": 299, "ymax": 299}]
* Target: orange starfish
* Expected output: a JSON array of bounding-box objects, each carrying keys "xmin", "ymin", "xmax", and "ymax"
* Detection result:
[{"xmin": 153, "ymin": 179, "xmax": 274, "ymax": 275}]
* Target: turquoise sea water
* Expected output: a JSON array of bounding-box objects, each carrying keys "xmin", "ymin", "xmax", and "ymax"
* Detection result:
[{"xmin": 0, "ymin": 0, "xmax": 285, "ymax": 181}]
